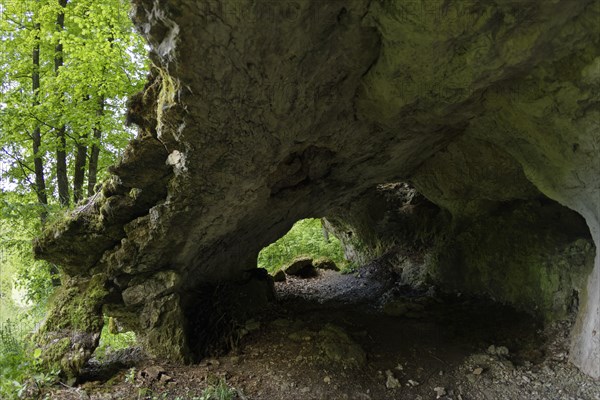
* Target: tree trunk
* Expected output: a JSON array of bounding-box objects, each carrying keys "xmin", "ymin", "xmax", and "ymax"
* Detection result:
[
  {"xmin": 32, "ymin": 20, "xmax": 48, "ymax": 224},
  {"xmin": 73, "ymin": 138, "xmax": 87, "ymax": 203},
  {"xmin": 35, "ymin": 15, "xmax": 59, "ymax": 286},
  {"xmin": 55, "ymin": 0, "xmax": 69, "ymax": 207},
  {"xmin": 73, "ymin": 95, "xmax": 89, "ymax": 204},
  {"xmin": 87, "ymin": 97, "xmax": 105, "ymax": 196}
]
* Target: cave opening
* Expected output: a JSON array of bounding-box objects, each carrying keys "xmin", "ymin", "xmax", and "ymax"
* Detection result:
[
  {"xmin": 25, "ymin": 0, "xmax": 600, "ymax": 393},
  {"xmin": 257, "ymin": 218, "xmax": 351, "ymax": 279},
  {"xmin": 240, "ymin": 183, "xmax": 596, "ymax": 383}
]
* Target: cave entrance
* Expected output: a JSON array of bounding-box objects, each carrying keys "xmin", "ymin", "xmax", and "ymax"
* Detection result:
[
  {"xmin": 81, "ymin": 316, "xmax": 138, "ymax": 383},
  {"xmin": 250, "ymin": 214, "xmax": 553, "ymax": 377},
  {"xmin": 257, "ymin": 218, "xmax": 350, "ymax": 278},
  {"xmin": 246, "ymin": 217, "xmax": 547, "ymax": 396}
]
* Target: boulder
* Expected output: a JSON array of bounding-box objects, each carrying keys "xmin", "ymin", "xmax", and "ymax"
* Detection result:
[
  {"xmin": 318, "ymin": 324, "xmax": 366, "ymax": 368},
  {"xmin": 283, "ymin": 257, "xmax": 318, "ymax": 278},
  {"xmin": 313, "ymin": 258, "xmax": 340, "ymax": 272}
]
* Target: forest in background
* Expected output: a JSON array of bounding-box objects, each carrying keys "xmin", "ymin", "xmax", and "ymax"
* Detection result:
[{"xmin": 0, "ymin": 0, "xmax": 147, "ymax": 396}]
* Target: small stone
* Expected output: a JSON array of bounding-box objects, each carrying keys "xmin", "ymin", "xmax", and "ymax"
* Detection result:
[
  {"xmin": 407, "ymin": 379, "xmax": 419, "ymax": 387},
  {"xmin": 487, "ymin": 344, "xmax": 509, "ymax": 356},
  {"xmin": 159, "ymin": 374, "xmax": 173, "ymax": 384},
  {"xmin": 140, "ymin": 365, "xmax": 166, "ymax": 381},
  {"xmin": 395, "ymin": 363, "xmax": 404, "ymax": 371},
  {"xmin": 287, "ymin": 330, "xmax": 313, "ymax": 342},
  {"xmin": 473, "ymin": 367, "xmax": 484, "ymax": 375},
  {"xmin": 318, "ymin": 324, "xmax": 366, "ymax": 367},
  {"xmin": 206, "ymin": 358, "xmax": 220, "ymax": 367},
  {"xmin": 434, "ymin": 386, "xmax": 446, "ymax": 398},
  {"xmin": 324, "ymin": 376, "xmax": 331, "ymax": 384},
  {"xmin": 385, "ymin": 370, "xmax": 401, "ymax": 389}
]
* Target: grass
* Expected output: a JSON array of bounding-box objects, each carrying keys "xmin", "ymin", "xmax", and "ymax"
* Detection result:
[
  {"xmin": 0, "ymin": 317, "xmax": 59, "ymax": 399},
  {"xmin": 198, "ymin": 378, "xmax": 237, "ymax": 400},
  {"xmin": 93, "ymin": 317, "xmax": 137, "ymax": 361},
  {"xmin": 132, "ymin": 377, "xmax": 237, "ymax": 400},
  {"xmin": 257, "ymin": 218, "xmax": 349, "ymax": 273}
]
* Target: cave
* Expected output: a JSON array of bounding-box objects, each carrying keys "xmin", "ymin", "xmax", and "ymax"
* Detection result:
[{"xmin": 32, "ymin": 0, "xmax": 599, "ymax": 385}]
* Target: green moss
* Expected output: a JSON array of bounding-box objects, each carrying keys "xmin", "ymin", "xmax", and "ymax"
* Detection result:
[
  {"xmin": 44, "ymin": 337, "xmax": 71, "ymax": 363},
  {"xmin": 430, "ymin": 201, "xmax": 594, "ymax": 321},
  {"xmin": 34, "ymin": 275, "xmax": 108, "ymax": 378},
  {"xmin": 58, "ymin": 274, "xmax": 109, "ymax": 332}
]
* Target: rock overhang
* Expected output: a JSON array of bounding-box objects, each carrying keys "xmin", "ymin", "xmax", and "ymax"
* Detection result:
[{"xmin": 34, "ymin": 0, "xmax": 599, "ymax": 379}]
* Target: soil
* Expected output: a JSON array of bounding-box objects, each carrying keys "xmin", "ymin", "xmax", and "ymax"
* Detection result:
[{"xmin": 47, "ymin": 262, "xmax": 600, "ymax": 400}]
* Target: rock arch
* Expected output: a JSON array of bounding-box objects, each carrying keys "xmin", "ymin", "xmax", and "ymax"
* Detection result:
[{"xmin": 34, "ymin": 0, "xmax": 598, "ymax": 379}]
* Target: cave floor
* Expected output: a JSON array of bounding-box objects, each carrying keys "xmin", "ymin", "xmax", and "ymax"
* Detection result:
[{"xmin": 49, "ymin": 265, "xmax": 600, "ymax": 400}]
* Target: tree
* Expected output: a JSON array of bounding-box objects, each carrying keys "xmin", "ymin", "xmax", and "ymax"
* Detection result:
[
  {"xmin": 0, "ymin": 0, "xmax": 147, "ymax": 317},
  {"xmin": 31, "ymin": 14, "xmax": 48, "ymax": 223},
  {"xmin": 0, "ymin": 0, "xmax": 147, "ymax": 213}
]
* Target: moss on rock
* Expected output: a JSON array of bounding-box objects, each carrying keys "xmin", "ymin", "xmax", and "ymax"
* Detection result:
[
  {"xmin": 429, "ymin": 201, "xmax": 594, "ymax": 321},
  {"xmin": 318, "ymin": 324, "xmax": 366, "ymax": 368},
  {"xmin": 34, "ymin": 275, "xmax": 108, "ymax": 378}
]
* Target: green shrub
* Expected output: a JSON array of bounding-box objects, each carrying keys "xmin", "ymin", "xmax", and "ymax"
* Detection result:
[
  {"xmin": 257, "ymin": 218, "xmax": 347, "ymax": 273},
  {"xmin": 0, "ymin": 319, "xmax": 59, "ymax": 399},
  {"xmin": 199, "ymin": 377, "xmax": 236, "ymax": 400},
  {"xmin": 93, "ymin": 317, "xmax": 137, "ymax": 361}
]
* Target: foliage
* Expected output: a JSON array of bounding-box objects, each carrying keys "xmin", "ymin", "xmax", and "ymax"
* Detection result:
[
  {"xmin": 257, "ymin": 218, "xmax": 348, "ymax": 273},
  {"xmin": 0, "ymin": 0, "xmax": 148, "ymax": 394},
  {"xmin": 125, "ymin": 375, "xmax": 237, "ymax": 400},
  {"xmin": 0, "ymin": 197, "xmax": 58, "ymax": 398},
  {"xmin": 0, "ymin": 0, "xmax": 148, "ymax": 200},
  {"xmin": 0, "ymin": 194, "xmax": 56, "ymax": 307},
  {"xmin": 93, "ymin": 316, "xmax": 137, "ymax": 361},
  {"xmin": 0, "ymin": 318, "xmax": 60, "ymax": 399},
  {"xmin": 198, "ymin": 378, "xmax": 237, "ymax": 400}
]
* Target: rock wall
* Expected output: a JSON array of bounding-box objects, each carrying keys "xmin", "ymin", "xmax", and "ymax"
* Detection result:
[{"xmin": 34, "ymin": 0, "xmax": 599, "ymax": 378}]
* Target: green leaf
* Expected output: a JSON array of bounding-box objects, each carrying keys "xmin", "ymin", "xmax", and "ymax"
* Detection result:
[{"xmin": 33, "ymin": 348, "xmax": 42, "ymax": 359}]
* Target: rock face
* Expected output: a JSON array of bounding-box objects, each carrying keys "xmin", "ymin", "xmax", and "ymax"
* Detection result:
[{"xmin": 34, "ymin": 0, "xmax": 599, "ymax": 378}]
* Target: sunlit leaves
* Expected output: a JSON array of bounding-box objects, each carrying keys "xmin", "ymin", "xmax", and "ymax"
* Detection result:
[
  {"xmin": 0, "ymin": 0, "xmax": 148, "ymax": 199},
  {"xmin": 257, "ymin": 219, "xmax": 347, "ymax": 272}
]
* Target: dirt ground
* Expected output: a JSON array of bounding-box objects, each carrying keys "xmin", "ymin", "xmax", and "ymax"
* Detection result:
[{"xmin": 48, "ymin": 263, "xmax": 600, "ymax": 400}]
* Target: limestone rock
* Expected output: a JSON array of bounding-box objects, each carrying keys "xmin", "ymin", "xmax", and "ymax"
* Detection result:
[
  {"xmin": 283, "ymin": 257, "xmax": 317, "ymax": 278},
  {"xmin": 32, "ymin": 0, "xmax": 600, "ymax": 379},
  {"xmin": 318, "ymin": 324, "xmax": 366, "ymax": 368},
  {"xmin": 385, "ymin": 370, "xmax": 400, "ymax": 389}
]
